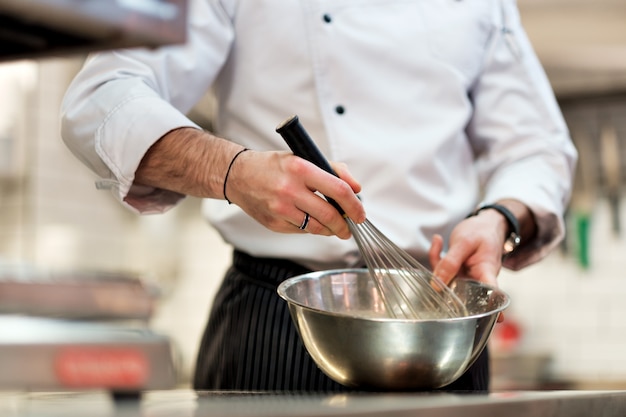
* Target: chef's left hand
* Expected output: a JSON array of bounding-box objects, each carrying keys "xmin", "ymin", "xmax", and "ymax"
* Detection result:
[
  {"xmin": 428, "ymin": 215, "xmax": 505, "ymax": 322},
  {"xmin": 427, "ymin": 211, "xmax": 508, "ymax": 288},
  {"xmin": 429, "ymin": 199, "xmax": 536, "ymax": 288}
]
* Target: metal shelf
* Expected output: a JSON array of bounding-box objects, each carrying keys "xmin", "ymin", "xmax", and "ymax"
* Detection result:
[{"xmin": 0, "ymin": 0, "xmax": 188, "ymax": 61}]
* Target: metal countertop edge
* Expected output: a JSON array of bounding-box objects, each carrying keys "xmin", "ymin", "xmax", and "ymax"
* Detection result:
[{"xmin": 136, "ymin": 390, "xmax": 626, "ymax": 417}]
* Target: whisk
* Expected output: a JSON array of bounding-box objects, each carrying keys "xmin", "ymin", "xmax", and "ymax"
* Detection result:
[{"xmin": 276, "ymin": 115, "xmax": 468, "ymax": 320}]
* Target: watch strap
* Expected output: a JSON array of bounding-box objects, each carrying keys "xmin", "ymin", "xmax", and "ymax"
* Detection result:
[{"xmin": 470, "ymin": 204, "xmax": 521, "ymax": 254}]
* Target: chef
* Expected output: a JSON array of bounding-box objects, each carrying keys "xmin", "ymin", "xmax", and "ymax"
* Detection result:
[{"xmin": 60, "ymin": 0, "xmax": 577, "ymax": 392}]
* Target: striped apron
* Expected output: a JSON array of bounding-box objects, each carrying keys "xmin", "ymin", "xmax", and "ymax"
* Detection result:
[{"xmin": 193, "ymin": 250, "xmax": 489, "ymax": 392}]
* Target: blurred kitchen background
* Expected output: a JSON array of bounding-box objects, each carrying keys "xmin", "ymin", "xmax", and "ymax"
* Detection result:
[{"xmin": 1, "ymin": 0, "xmax": 626, "ymax": 392}]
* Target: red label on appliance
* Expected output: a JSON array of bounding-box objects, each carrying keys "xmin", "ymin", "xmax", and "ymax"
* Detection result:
[{"xmin": 55, "ymin": 348, "xmax": 149, "ymax": 388}]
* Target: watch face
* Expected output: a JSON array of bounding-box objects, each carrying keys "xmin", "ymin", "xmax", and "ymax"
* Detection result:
[{"xmin": 504, "ymin": 234, "xmax": 521, "ymax": 254}]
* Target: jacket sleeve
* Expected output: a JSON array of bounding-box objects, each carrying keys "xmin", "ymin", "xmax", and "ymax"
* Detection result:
[
  {"xmin": 466, "ymin": 0, "xmax": 578, "ymax": 270},
  {"xmin": 60, "ymin": 0, "xmax": 235, "ymax": 214}
]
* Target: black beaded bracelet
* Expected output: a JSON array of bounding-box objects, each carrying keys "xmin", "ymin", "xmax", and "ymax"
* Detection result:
[{"xmin": 223, "ymin": 148, "xmax": 249, "ymax": 204}]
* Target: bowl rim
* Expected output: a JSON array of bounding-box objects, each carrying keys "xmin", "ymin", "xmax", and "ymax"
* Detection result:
[{"xmin": 276, "ymin": 268, "xmax": 511, "ymax": 323}]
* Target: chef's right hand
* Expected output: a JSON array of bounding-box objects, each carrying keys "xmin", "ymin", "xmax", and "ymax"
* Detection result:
[
  {"xmin": 134, "ymin": 128, "xmax": 364, "ymax": 239},
  {"xmin": 224, "ymin": 149, "xmax": 366, "ymax": 240}
]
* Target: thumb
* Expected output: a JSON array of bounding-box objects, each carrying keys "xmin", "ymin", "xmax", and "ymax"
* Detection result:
[
  {"xmin": 428, "ymin": 234, "xmax": 444, "ymax": 270},
  {"xmin": 433, "ymin": 245, "xmax": 467, "ymax": 285}
]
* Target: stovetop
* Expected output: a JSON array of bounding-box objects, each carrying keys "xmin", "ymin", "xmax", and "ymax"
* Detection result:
[
  {"xmin": 0, "ymin": 316, "xmax": 177, "ymax": 392},
  {"xmin": 0, "ymin": 265, "xmax": 158, "ymax": 320}
]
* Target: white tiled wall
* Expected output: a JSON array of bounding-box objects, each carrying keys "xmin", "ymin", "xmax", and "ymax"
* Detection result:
[
  {"xmin": 498, "ymin": 198, "xmax": 626, "ymax": 387},
  {"xmin": 0, "ymin": 58, "xmax": 230, "ymax": 384},
  {"xmin": 3, "ymin": 57, "xmax": 626, "ymax": 389},
  {"xmin": 148, "ymin": 207, "xmax": 231, "ymax": 384}
]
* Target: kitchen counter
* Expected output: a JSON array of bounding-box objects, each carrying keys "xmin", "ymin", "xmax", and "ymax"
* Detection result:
[{"xmin": 2, "ymin": 389, "xmax": 626, "ymax": 417}]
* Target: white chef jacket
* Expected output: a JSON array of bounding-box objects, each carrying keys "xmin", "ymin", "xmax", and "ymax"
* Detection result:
[{"xmin": 61, "ymin": 0, "xmax": 577, "ymax": 271}]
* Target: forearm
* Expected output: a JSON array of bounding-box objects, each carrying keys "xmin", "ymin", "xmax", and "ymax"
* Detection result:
[{"xmin": 134, "ymin": 127, "xmax": 245, "ymax": 200}]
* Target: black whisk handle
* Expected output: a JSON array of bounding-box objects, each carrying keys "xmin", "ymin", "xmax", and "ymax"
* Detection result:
[
  {"xmin": 276, "ymin": 115, "xmax": 338, "ymax": 176},
  {"xmin": 276, "ymin": 115, "xmax": 345, "ymax": 215}
]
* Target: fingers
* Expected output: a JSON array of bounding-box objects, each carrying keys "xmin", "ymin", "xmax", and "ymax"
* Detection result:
[
  {"xmin": 311, "ymin": 163, "xmax": 366, "ymax": 224},
  {"xmin": 432, "ymin": 242, "xmax": 469, "ymax": 285},
  {"xmin": 278, "ymin": 194, "xmax": 337, "ymax": 237},
  {"xmin": 430, "ymin": 233, "xmax": 465, "ymax": 286},
  {"xmin": 431, "ymin": 217, "xmax": 502, "ymax": 287},
  {"xmin": 293, "ymin": 183, "xmax": 353, "ymax": 238},
  {"xmin": 428, "ymin": 234, "xmax": 444, "ymax": 270},
  {"xmin": 233, "ymin": 152, "xmax": 364, "ymax": 239},
  {"xmin": 433, "ymin": 241, "xmax": 500, "ymax": 287},
  {"xmin": 290, "ymin": 212, "xmax": 334, "ymax": 237},
  {"xmin": 288, "ymin": 157, "xmax": 365, "ymax": 238},
  {"xmin": 331, "ymin": 162, "xmax": 362, "ymax": 194},
  {"xmin": 296, "ymin": 212, "xmax": 310, "ymax": 231}
]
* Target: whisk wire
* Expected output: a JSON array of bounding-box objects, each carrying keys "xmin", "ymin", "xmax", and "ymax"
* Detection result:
[
  {"xmin": 348, "ymin": 219, "xmax": 467, "ymax": 319},
  {"xmin": 276, "ymin": 115, "xmax": 468, "ymax": 320}
]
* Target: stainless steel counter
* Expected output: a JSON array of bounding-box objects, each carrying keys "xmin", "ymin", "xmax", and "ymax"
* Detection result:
[{"xmin": 2, "ymin": 389, "xmax": 626, "ymax": 417}]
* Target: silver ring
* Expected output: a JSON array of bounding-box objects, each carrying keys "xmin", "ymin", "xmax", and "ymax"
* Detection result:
[{"xmin": 299, "ymin": 212, "xmax": 310, "ymax": 230}]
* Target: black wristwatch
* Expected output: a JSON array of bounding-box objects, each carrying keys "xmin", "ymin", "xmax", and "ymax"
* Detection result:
[{"xmin": 470, "ymin": 204, "xmax": 521, "ymax": 256}]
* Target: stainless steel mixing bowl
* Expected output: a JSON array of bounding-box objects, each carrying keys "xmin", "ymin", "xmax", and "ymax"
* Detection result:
[{"xmin": 277, "ymin": 269, "xmax": 510, "ymax": 390}]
